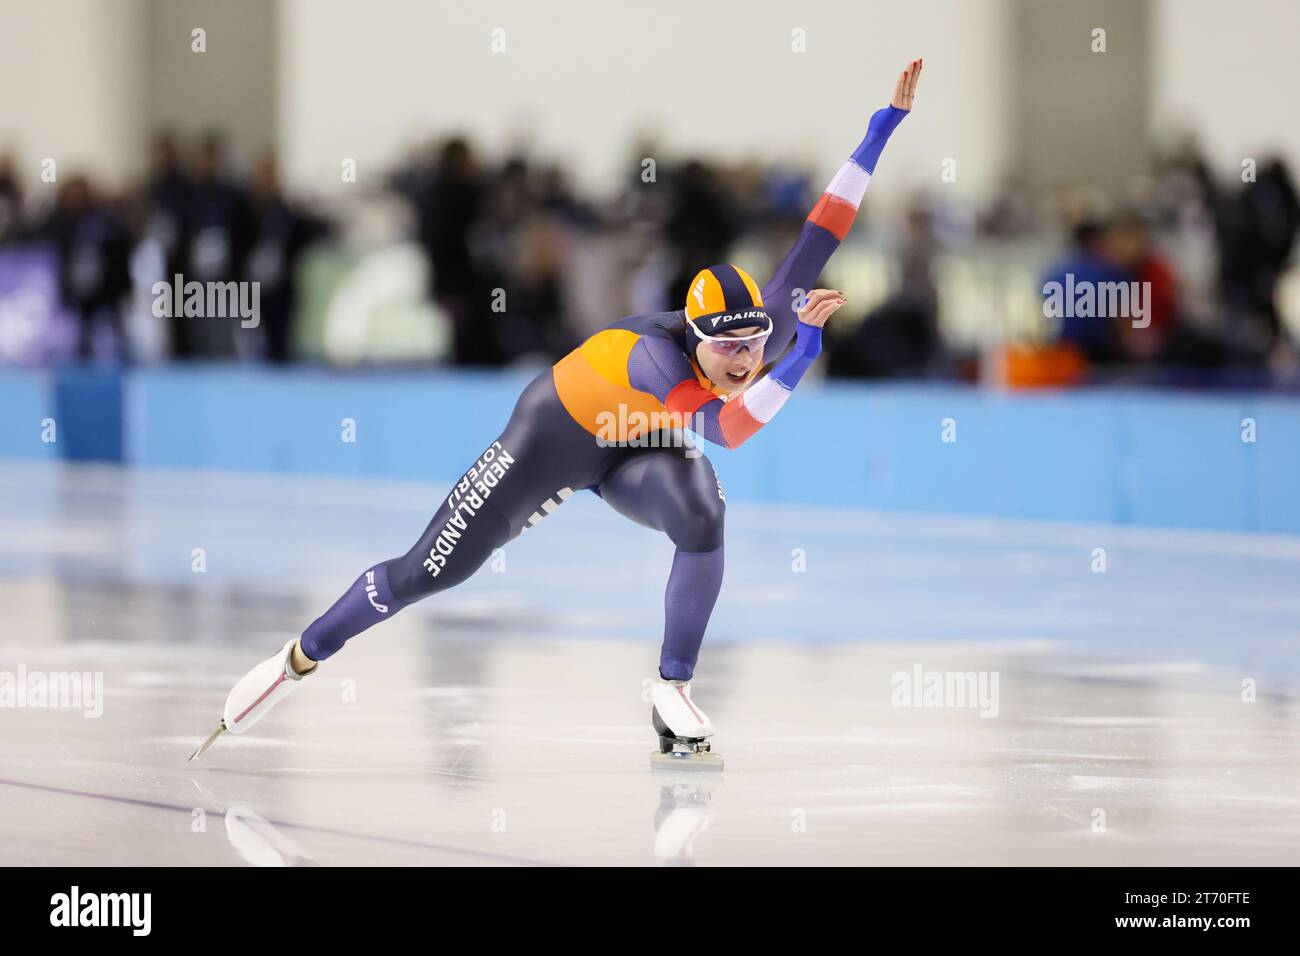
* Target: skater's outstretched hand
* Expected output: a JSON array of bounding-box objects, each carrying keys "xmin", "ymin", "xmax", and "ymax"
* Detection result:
[
  {"xmin": 797, "ymin": 289, "xmax": 848, "ymax": 329},
  {"xmin": 890, "ymin": 58, "xmax": 923, "ymax": 111}
]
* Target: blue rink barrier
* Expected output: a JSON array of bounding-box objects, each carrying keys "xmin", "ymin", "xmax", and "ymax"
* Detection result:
[
  {"xmin": 0, "ymin": 366, "xmax": 121, "ymax": 462},
  {"xmin": 2, "ymin": 365, "xmax": 1298, "ymax": 533}
]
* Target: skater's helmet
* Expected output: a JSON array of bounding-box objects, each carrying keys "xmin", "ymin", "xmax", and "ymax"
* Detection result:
[{"xmin": 683, "ymin": 264, "xmax": 773, "ymax": 360}]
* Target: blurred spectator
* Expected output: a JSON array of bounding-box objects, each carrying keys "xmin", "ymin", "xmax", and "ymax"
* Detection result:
[
  {"xmin": 1107, "ymin": 209, "xmax": 1229, "ymax": 367},
  {"xmin": 244, "ymin": 153, "xmax": 327, "ymax": 363},
  {"xmin": 664, "ymin": 160, "xmax": 738, "ymax": 311},
  {"xmin": 536, "ymin": 163, "xmax": 593, "ymax": 228},
  {"xmin": 1042, "ymin": 218, "xmax": 1133, "ymax": 364},
  {"xmin": 183, "ymin": 131, "xmax": 255, "ymax": 357},
  {"xmin": 418, "ymin": 137, "xmax": 488, "ymax": 364},
  {"xmin": 1108, "ymin": 210, "xmax": 1176, "ymax": 361},
  {"xmin": 828, "ymin": 203, "xmax": 941, "ymax": 378},
  {"xmin": 1146, "ymin": 142, "xmax": 1221, "ymax": 335},
  {"xmin": 979, "ymin": 172, "xmax": 1038, "ymax": 238},
  {"xmin": 497, "ymin": 219, "xmax": 572, "ymax": 362},
  {"xmin": 1215, "ymin": 157, "xmax": 1300, "ymax": 358},
  {"xmin": 0, "ymin": 152, "xmax": 21, "ymax": 243},
  {"xmin": 43, "ymin": 175, "xmax": 133, "ymax": 361},
  {"xmin": 145, "ymin": 131, "xmax": 193, "ymax": 354}
]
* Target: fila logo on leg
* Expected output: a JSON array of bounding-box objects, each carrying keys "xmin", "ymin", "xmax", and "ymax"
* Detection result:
[{"xmin": 365, "ymin": 570, "xmax": 389, "ymax": 614}]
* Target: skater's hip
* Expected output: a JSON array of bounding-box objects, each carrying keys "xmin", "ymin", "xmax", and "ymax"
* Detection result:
[{"xmin": 492, "ymin": 369, "xmax": 623, "ymax": 490}]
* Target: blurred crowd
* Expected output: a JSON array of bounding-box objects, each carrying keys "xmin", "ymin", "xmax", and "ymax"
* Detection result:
[
  {"xmin": 1040, "ymin": 147, "xmax": 1300, "ymax": 378},
  {"xmin": 0, "ymin": 133, "xmax": 329, "ymax": 362},
  {"xmin": 1, "ymin": 129, "xmax": 1298, "ymax": 385}
]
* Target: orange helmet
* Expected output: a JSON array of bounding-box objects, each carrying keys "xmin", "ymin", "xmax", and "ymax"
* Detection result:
[{"xmin": 683, "ymin": 265, "xmax": 772, "ymax": 338}]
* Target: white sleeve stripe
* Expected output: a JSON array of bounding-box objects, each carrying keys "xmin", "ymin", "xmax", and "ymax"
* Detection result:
[
  {"xmin": 825, "ymin": 160, "xmax": 871, "ymax": 208},
  {"xmin": 740, "ymin": 375, "xmax": 793, "ymax": 424}
]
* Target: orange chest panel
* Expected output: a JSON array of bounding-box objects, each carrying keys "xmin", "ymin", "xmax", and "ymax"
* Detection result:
[{"xmin": 552, "ymin": 329, "xmax": 695, "ymax": 441}]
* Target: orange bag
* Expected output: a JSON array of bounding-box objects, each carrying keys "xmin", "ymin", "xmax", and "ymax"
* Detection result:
[{"xmin": 997, "ymin": 342, "xmax": 1089, "ymax": 389}]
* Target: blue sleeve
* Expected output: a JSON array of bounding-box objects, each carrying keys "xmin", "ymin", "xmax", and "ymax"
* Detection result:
[
  {"xmin": 852, "ymin": 105, "xmax": 909, "ymax": 174},
  {"xmin": 761, "ymin": 105, "xmax": 909, "ymax": 359},
  {"xmin": 770, "ymin": 320, "xmax": 823, "ymax": 389}
]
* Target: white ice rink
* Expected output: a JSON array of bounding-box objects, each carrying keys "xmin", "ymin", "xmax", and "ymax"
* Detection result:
[{"xmin": 2, "ymin": 461, "xmax": 1298, "ymax": 866}]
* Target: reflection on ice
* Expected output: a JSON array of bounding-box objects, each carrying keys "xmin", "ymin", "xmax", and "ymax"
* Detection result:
[
  {"xmin": 653, "ymin": 782, "xmax": 717, "ymax": 866},
  {"xmin": 225, "ymin": 804, "xmax": 316, "ymax": 867}
]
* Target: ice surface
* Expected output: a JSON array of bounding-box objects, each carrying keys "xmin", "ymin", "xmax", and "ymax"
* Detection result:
[{"xmin": 1, "ymin": 461, "xmax": 1297, "ymax": 866}]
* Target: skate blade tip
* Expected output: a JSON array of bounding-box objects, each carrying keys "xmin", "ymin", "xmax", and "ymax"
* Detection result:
[{"xmin": 188, "ymin": 723, "xmax": 227, "ymax": 761}]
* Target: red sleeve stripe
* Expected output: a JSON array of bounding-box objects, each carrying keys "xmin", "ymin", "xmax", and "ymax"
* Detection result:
[
  {"xmin": 719, "ymin": 399, "xmax": 763, "ymax": 448},
  {"xmin": 806, "ymin": 193, "xmax": 857, "ymax": 242},
  {"xmin": 665, "ymin": 380, "xmax": 717, "ymax": 416}
]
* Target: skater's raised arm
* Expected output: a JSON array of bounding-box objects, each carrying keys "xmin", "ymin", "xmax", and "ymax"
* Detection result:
[
  {"xmin": 761, "ymin": 58, "xmax": 922, "ymax": 356},
  {"xmin": 630, "ymin": 290, "xmax": 847, "ymax": 449}
]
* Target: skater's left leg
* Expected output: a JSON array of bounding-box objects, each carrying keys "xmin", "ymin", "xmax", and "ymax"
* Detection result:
[
  {"xmin": 598, "ymin": 443, "xmax": 727, "ymax": 767},
  {"xmin": 596, "ymin": 444, "xmax": 726, "ymax": 682}
]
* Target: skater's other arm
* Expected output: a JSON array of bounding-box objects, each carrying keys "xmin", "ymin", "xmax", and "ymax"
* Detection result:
[
  {"xmin": 630, "ymin": 291, "xmax": 846, "ymax": 449},
  {"xmin": 761, "ymin": 58, "xmax": 922, "ymax": 355}
]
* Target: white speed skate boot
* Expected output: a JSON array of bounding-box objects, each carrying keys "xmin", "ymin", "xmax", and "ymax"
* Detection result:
[
  {"xmin": 188, "ymin": 639, "xmax": 316, "ymax": 760},
  {"xmin": 649, "ymin": 678, "xmax": 723, "ymax": 771}
]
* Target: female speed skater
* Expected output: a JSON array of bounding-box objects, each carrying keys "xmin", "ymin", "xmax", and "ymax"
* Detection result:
[{"xmin": 191, "ymin": 58, "xmax": 924, "ymax": 769}]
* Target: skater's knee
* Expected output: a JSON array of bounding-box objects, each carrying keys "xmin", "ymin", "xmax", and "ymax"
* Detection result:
[
  {"xmin": 384, "ymin": 554, "xmax": 433, "ymax": 603},
  {"xmin": 386, "ymin": 551, "xmax": 470, "ymax": 601},
  {"xmin": 389, "ymin": 502, "xmax": 511, "ymax": 601},
  {"xmin": 664, "ymin": 472, "xmax": 725, "ymax": 552}
]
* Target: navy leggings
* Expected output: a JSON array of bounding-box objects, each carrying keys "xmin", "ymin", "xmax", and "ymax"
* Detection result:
[{"xmin": 300, "ymin": 371, "xmax": 725, "ymax": 680}]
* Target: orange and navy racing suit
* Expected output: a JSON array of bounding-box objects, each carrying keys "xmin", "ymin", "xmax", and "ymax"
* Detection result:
[{"xmin": 298, "ymin": 105, "xmax": 911, "ymax": 681}]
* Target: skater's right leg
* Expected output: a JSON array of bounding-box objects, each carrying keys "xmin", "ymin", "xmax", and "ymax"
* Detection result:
[
  {"xmin": 198, "ymin": 371, "xmax": 615, "ymax": 755},
  {"xmin": 297, "ymin": 435, "xmax": 539, "ymax": 662},
  {"xmin": 204, "ymin": 464, "xmax": 515, "ymax": 751},
  {"xmin": 300, "ymin": 371, "xmax": 611, "ymax": 662},
  {"xmin": 297, "ymin": 497, "xmax": 512, "ymax": 662}
]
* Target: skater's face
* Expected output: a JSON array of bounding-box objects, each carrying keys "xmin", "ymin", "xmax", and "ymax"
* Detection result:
[{"xmin": 695, "ymin": 325, "xmax": 766, "ymax": 393}]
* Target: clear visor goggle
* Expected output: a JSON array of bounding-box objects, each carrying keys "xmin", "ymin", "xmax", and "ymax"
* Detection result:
[{"xmin": 691, "ymin": 323, "xmax": 772, "ymax": 356}]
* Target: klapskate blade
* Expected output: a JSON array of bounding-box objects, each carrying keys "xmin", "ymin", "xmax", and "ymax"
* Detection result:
[
  {"xmin": 650, "ymin": 750, "xmax": 724, "ymax": 772},
  {"xmin": 188, "ymin": 723, "xmax": 226, "ymax": 761}
]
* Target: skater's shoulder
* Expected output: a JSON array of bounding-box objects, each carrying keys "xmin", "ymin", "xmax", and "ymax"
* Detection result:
[
  {"xmin": 564, "ymin": 311, "xmax": 690, "ymax": 378},
  {"xmin": 603, "ymin": 309, "xmax": 689, "ymax": 344}
]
